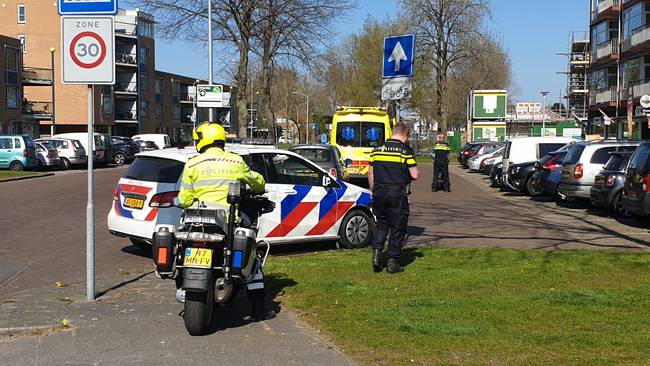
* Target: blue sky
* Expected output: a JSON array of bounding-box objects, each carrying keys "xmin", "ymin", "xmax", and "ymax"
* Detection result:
[{"xmin": 150, "ymin": 0, "xmax": 589, "ymax": 106}]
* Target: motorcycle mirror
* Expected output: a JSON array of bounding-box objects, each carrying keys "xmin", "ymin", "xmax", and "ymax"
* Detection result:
[{"xmin": 172, "ymin": 196, "xmax": 181, "ymax": 207}]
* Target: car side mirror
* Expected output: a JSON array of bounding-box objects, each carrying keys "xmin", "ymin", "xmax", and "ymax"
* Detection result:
[
  {"xmin": 322, "ymin": 175, "xmax": 332, "ymax": 187},
  {"xmin": 344, "ymin": 158, "xmax": 352, "ymax": 167}
]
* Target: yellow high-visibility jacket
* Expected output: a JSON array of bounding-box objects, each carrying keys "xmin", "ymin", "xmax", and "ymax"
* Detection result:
[{"xmin": 178, "ymin": 147, "xmax": 265, "ymax": 208}]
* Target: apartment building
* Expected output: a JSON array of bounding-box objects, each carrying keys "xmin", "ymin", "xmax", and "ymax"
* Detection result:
[
  {"xmin": 0, "ymin": 2, "xmax": 232, "ymax": 140},
  {"xmin": 0, "ymin": 35, "xmax": 23, "ymax": 134},
  {"xmin": 589, "ymin": 0, "xmax": 650, "ymax": 139}
]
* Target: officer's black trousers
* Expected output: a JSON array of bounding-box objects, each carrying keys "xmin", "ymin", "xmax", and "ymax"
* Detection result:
[
  {"xmin": 433, "ymin": 161, "xmax": 450, "ymax": 191},
  {"xmin": 371, "ymin": 190, "xmax": 410, "ymax": 259}
]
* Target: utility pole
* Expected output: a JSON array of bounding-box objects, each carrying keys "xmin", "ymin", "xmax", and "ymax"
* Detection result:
[{"xmin": 540, "ymin": 91, "xmax": 549, "ymax": 133}]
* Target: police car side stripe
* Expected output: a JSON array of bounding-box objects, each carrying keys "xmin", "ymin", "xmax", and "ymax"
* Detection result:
[
  {"xmin": 280, "ymin": 185, "xmax": 311, "ymax": 221},
  {"xmin": 267, "ymin": 201, "xmax": 318, "ymax": 237},
  {"xmin": 318, "ymin": 181, "xmax": 348, "ymax": 220},
  {"xmin": 306, "ymin": 201, "xmax": 355, "ymax": 236}
]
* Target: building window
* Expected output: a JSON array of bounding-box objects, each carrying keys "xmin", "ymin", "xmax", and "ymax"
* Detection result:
[
  {"xmin": 140, "ymin": 101, "xmax": 149, "ymax": 117},
  {"xmin": 18, "ymin": 4, "xmax": 25, "ymax": 24},
  {"xmin": 156, "ymin": 102, "xmax": 164, "ymax": 119},
  {"xmin": 138, "ymin": 21, "xmax": 154, "ymax": 39},
  {"xmin": 623, "ymin": 58, "xmax": 641, "ymax": 87},
  {"xmin": 101, "ymin": 85, "xmax": 113, "ymax": 115},
  {"xmin": 139, "ymin": 46, "xmax": 148, "ymax": 68},
  {"xmin": 139, "ymin": 74, "xmax": 149, "ymax": 91},
  {"xmin": 4, "ymin": 47, "xmax": 19, "ymax": 109},
  {"xmin": 623, "ymin": 2, "xmax": 644, "ymax": 40},
  {"xmin": 155, "ymin": 79, "xmax": 163, "ymax": 101},
  {"xmin": 18, "ymin": 35, "xmax": 26, "ymax": 53}
]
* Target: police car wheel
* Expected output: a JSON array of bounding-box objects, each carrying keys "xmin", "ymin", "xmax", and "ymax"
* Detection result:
[{"xmin": 338, "ymin": 209, "xmax": 373, "ymax": 249}]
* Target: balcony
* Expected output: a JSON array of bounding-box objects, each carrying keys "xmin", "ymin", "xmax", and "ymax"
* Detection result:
[
  {"xmin": 592, "ymin": 0, "xmax": 620, "ymax": 21},
  {"xmin": 21, "ymin": 67, "xmax": 52, "ymax": 86},
  {"xmin": 115, "ymin": 111, "xmax": 137, "ymax": 123},
  {"xmin": 114, "ymin": 81, "xmax": 138, "ymax": 96},
  {"xmin": 22, "ymin": 101, "xmax": 53, "ymax": 119},
  {"xmin": 595, "ymin": 38, "xmax": 618, "ymax": 61},
  {"xmin": 115, "ymin": 21, "xmax": 137, "ymax": 39},
  {"xmin": 620, "ymin": 79, "xmax": 650, "ymax": 100},
  {"xmin": 590, "ymin": 86, "xmax": 617, "ymax": 105},
  {"xmin": 622, "ymin": 25, "xmax": 650, "ymax": 52},
  {"xmin": 180, "ymin": 92, "xmax": 196, "ymax": 103},
  {"xmin": 116, "ymin": 53, "xmax": 137, "ymax": 67}
]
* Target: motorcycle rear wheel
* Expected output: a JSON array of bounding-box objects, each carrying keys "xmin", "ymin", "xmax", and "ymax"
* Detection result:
[{"xmin": 183, "ymin": 280, "xmax": 215, "ymax": 336}]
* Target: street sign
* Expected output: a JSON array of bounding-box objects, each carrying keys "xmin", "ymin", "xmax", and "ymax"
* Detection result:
[
  {"xmin": 197, "ymin": 84, "xmax": 223, "ymax": 108},
  {"xmin": 640, "ymin": 94, "xmax": 650, "ymax": 109},
  {"xmin": 381, "ymin": 77, "xmax": 413, "ymax": 100},
  {"xmin": 61, "ymin": 17, "xmax": 115, "ymax": 84},
  {"xmin": 58, "ymin": 0, "xmax": 118, "ymax": 16},
  {"xmin": 471, "ymin": 90, "xmax": 507, "ymax": 120},
  {"xmin": 382, "ymin": 34, "xmax": 415, "ymax": 78}
]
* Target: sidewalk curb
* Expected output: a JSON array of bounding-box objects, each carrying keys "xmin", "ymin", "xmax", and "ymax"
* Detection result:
[{"xmin": 0, "ymin": 173, "xmax": 54, "ymax": 183}]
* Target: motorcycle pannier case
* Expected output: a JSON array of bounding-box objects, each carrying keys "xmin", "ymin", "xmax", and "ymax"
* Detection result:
[{"xmin": 231, "ymin": 228, "xmax": 257, "ymax": 280}]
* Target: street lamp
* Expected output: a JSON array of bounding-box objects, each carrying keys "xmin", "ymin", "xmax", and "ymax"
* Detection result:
[
  {"xmin": 50, "ymin": 47, "xmax": 56, "ymax": 136},
  {"xmin": 540, "ymin": 91, "xmax": 549, "ymax": 133},
  {"xmin": 292, "ymin": 91, "xmax": 309, "ymax": 144}
]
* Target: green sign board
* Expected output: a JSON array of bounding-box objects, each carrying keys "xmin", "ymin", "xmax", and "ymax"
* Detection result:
[{"xmin": 472, "ymin": 90, "xmax": 507, "ymax": 120}]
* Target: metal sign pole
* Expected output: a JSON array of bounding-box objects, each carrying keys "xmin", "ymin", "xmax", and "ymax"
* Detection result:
[
  {"xmin": 86, "ymin": 84, "xmax": 95, "ymax": 302},
  {"xmin": 207, "ymin": 0, "xmax": 214, "ymax": 122}
]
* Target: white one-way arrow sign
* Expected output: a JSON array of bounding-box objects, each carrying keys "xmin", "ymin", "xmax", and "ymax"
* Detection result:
[{"xmin": 388, "ymin": 41, "xmax": 408, "ymax": 72}]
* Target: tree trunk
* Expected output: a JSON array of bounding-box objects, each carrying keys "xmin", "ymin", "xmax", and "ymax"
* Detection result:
[{"xmin": 236, "ymin": 39, "xmax": 249, "ymax": 138}]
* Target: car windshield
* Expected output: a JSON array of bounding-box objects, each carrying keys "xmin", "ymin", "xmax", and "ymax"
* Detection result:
[
  {"xmin": 604, "ymin": 154, "xmax": 630, "ymax": 171},
  {"xmin": 336, "ymin": 122, "xmax": 385, "ymax": 148},
  {"xmin": 123, "ymin": 157, "xmax": 184, "ymax": 183},
  {"xmin": 564, "ymin": 144, "xmax": 585, "ymax": 165},
  {"xmin": 292, "ymin": 148, "xmax": 332, "ymax": 163}
]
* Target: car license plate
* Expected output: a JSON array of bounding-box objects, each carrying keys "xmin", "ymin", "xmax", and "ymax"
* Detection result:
[
  {"xmin": 628, "ymin": 190, "xmax": 637, "ymax": 199},
  {"xmin": 183, "ymin": 248, "xmax": 213, "ymax": 268},
  {"xmin": 124, "ymin": 197, "xmax": 145, "ymax": 209}
]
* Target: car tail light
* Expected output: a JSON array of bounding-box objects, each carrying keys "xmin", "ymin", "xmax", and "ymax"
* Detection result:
[
  {"xmin": 605, "ymin": 175, "xmax": 617, "ymax": 187},
  {"xmin": 329, "ymin": 167, "xmax": 338, "ymax": 178},
  {"xmin": 72, "ymin": 143, "xmax": 77, "ymax": 151},
  {"xmin": 463, "ymin": 151, "xmax": 470, "ymax": 155},
  {"xmin": 644, "ymin": 174, "xmax": 650, "ymax": 193},
  {"xmin": 574, "ymin": 164, "xmax": 583, "ymax": 179},
  {"xmin": 480, "ymin": 160, "xmax": 485, "ymax": 169},
  {"xmin": 149, "ymin": 191, "xmax": 179, "ymax": 208},
  {"xmin": 113, "ymin": 187, "xmax": 119, "ymax": 201},
  {"xmin": 23, "ymin": 149, "xmax": 28, "ymax": 157},
  {"xmin": 543, "ymin": 155, "xmax": 560, "ymax": 171}
]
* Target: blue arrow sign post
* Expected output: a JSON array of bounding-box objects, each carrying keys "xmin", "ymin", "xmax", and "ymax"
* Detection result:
[
  {"xmin": 58, "ymin": 0, "xmax": 118, "ymax": 16},
  {"xmin": 383, "ymin": 34, "xmax": 415, "ymax": 78}
]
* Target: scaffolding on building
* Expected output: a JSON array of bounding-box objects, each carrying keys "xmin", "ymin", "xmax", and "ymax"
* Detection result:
[{"xmin": 558, "ymin": 31, "xmax": 590, "ymax": 123}]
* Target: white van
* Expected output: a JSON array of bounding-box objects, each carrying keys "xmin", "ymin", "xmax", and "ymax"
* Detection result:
[
  {"xmin": 54, "ymin": 132, "xmax": 109, "ymax": 164},
  {"xmin": 502, "ymin": 137, "xmax": 574, "ymax": 190},
  {"xmin": 131, "ymin": 134, "xmax": 171, "ymax": 149}
]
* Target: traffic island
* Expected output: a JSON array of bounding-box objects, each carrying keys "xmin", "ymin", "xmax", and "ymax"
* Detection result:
[{"xmin": 0, "ymin": 171, "xmax": 54, "ymax": 182}]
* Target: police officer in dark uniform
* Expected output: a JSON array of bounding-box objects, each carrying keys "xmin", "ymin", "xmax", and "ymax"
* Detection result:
[
  {"xmin": 368, "ymin": 123, "xmax": 420, "ymax": 273},
  {"xmin": 432, "ymin": 133, "xmax": 451, "ymax": 192}
]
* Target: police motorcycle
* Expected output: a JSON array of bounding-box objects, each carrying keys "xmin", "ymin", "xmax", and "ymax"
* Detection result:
[{"xmin": 151, "ymin": 182, "xmax": 274, "ymax": 335}]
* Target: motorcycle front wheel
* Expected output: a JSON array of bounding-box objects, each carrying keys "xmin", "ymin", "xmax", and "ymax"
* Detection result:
[{"xmin": 183, "ymin": 279, "xmax": 215, "ymax": 336}]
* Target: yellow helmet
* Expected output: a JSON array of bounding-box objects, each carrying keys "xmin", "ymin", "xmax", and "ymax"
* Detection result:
[{"xmin": 193, "ymin": 122, "xmax": 227, "ymax": 152}]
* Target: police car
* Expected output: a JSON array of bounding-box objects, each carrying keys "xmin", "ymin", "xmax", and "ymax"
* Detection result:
[{"xmin": 107, "ymin": 145, "xmax": 374, "ymax": 249}]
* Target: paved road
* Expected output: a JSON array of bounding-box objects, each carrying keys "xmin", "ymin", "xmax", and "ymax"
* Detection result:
[
  {"xmin": 0, "ymin": 166, "xmax": 151, "ymax": 297},
  {"xmin": 408, "ymin": 164, "xmax": 650, "ymax": 252}
]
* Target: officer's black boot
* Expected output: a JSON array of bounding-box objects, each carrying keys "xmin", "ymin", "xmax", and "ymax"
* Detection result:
[
  {"xmin": 386, "ymin": 258, "xmax": 404, "ymax": 273},
  {"xmin": 372, "ymin": 249, "xmax": 382, "ymax": 272},
  {"xmin": 249, "ymin": 290, "xmax": 276, "ymax": 322}
]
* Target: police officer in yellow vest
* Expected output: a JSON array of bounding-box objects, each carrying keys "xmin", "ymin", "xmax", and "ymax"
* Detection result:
[
  {"xmin": 178, "ymin": 122, "xmax": 275, "ymax": 321},
  {"xmin": 432, "ymin": 133, "xmax": 451, "ymax": 192}
]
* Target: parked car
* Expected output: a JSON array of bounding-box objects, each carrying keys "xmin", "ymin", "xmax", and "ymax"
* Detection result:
[
  {"xmin": 136, "ymin": 140, "xmax": 160, "ymax": 151},
  {"xmin": 0, "ymin": 134, "xmax": 38, "ymax": 171},
  {"xmin": 559, "ymin": 140, "xmax": 639, "ymax": 200},
  {"xmin": 506, "ymin": 161, "xmax": 540, "ymax": 195},
  {"xmin": 502, "ymin": 137, "xmax": 573, "ymax": 191},
  {"xmin": 532, "ymin": 148, "xmax": 569, "ymax": 198},
  {"xmin": 622, "ymin": 142, "xmax": 650, "ymax": 216},
  {"xmin": 590, "ymin": 151, "xmax": 633, "ymax": 216},
  {"xmin": 459, "ymin": 142, "xmax": 499, "ymax": 168},
  {"xmin": 278, "ymin": 136, "xmax": 294, "ymax": 144},
  {"xmin": 489, "ymin": 161, "xmax": 504, "ymax": 187},
  {"xmin": 36, "ymin": 137, "xmax": 87, "ymax": 169},
  {"xmin": 469, "ymin": 146, "xmax": 503, "ymax": 172},
  {"xmin": 132, "ymin": 134, "xmax": 171, "ymax": 149},
  {"xmin": 289, "ymin": 144, "xmax": 349, "ymax": 181},
  {"xmin": 111, "ymin": 136, "xmax": 140, "ymax": 165},
  {"xmin": 107, "ymin": 146, "xmax": 374, "ymax": 249},
  {"xmin": 54, "ymin": 132, "xmax": 109, "ymax": 166},
  {"xmin": 35, "ymin": 142, "xmax": 61, "ymax": 169}
]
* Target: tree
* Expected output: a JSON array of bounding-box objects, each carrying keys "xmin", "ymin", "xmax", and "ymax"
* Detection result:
[{"xmin": 403, "ymin": 0, "xmax": 491, "ymax": 133}]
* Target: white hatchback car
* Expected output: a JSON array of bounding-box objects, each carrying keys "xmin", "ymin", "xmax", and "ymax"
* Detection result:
[{"xmin": 107, "ymin": 146, "xmax": 374, "ymax": 249}]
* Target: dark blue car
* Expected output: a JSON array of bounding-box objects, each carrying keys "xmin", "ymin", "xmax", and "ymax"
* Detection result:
[
  {"xmin": 533, "ymin": 149, "xmax": 569, "ymax": 198},
  {"xmin": 590, "ymin": 152, "xmax": 632, "ymax": 216}
]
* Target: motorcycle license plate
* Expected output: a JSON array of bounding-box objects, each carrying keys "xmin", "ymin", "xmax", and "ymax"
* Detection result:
[
  {"xmin": 124, "ymin": 197, "xmax": 145, "ymax": 209},
  {"xmin": 184, "ymin": 248, "xmax": 213, "ymax": 268}
]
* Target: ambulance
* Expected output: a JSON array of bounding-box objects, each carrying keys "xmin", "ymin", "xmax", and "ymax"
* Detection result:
[{"xmin": 330, "ymin": 106, "xmax": 393, "ymax": 179}]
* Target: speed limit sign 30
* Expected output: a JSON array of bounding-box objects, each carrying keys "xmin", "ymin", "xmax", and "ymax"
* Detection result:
[{"xmin": 62, "ymin": 17, "xmax": 114, "ymax": 84}]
